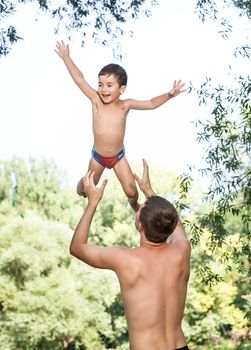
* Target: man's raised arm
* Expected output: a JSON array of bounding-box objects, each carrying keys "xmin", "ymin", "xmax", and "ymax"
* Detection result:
[
  {"xmin": 135, "ymin": 159, "xmax": 189, "ymax": 243},
  {"xmin": 69, "ymin": 171, "xmax": 107, "ymax": 260},
  {"xmin": 134, "ymin": 159, "xmax": 156, "ymax": 198}
]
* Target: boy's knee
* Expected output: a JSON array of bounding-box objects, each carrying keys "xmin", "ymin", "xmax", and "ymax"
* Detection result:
[{"xmin": 125, "ymin": 186, "xmax": 138, "ymax": 201}]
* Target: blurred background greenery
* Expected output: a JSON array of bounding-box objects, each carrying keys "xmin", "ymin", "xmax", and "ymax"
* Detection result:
[{"xmin": 0, "ymin": 157, "xmax": 250, "ymax": 349}]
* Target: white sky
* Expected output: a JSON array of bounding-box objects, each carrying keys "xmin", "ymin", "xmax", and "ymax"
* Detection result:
[{"xmin": 0, "ymin": 0, "xmax": 250, "ymax": 187}]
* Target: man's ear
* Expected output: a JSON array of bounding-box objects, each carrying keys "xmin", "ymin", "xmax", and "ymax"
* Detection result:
[{"xmin": 138, "ymin": 221, "xmax": 143, "ymax": 231}]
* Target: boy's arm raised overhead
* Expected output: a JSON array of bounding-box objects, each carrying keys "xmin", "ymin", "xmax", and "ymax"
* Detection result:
[
  {"xmin": 55, "ymin": 40, "xmax": 97, "ymax": 101},
  {"xmin": 126, "ymin": 80, "xmax": 186, "ymax": 110}
]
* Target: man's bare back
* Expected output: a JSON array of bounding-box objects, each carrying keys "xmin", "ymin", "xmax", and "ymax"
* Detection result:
[{"xmin": 115, "ymin": 226, "xmax": 190, "ymax": 350}]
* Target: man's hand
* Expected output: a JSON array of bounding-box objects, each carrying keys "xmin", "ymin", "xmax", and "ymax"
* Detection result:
[
  {"xmin": 169, "ymin": 80, "xmax": 186, "ymax": 97},
  {"xmin": 55, "ymin": 40, "xmax": 70, "ymax": 60},
  {"xmin": 83, "ymin": 171, "xmax": 108, "ymax": 205},
  {"xmin": 134, "ymin": 159, "xmax": 155, "ymax": 198}
]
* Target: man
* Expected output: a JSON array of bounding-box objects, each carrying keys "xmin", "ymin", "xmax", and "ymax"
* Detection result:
[{"xmin": 70, "ymin": 159, "xmax": 191, "ymax": 350}]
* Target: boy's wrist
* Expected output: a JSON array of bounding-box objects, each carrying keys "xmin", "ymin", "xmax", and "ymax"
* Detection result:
[{"xmin": 62, "ymin": 55, "xmax": 71, "ymax": 63}]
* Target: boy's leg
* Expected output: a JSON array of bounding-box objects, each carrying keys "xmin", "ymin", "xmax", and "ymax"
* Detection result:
[
  {"xmin": 77, "ymin": 157, "xmax": 104, "ymax": 196},
  {"xmin": 113, "ymin": 157, "xmax": 139, "ymax": 212}
]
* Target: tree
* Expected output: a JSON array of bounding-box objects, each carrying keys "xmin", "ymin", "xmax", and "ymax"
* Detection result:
[
  {"xmin": 176, "ymin": 2, "xmax": 251, "ymax": 345},
  {"xmin": 0, "ymin": 157, "xmax": 83, "ymax": 228},
  {"xmin": 0, "ymin": 0, "xmax": 157, "ymax": 57},
  {"xmin": 0, "ymin": 213, "xmax": 122, "ymax": 349},
  {"xmin": 169, "ymin": 3, "xmax": 251, "ymax": 347},
  {"xmin": 186, "ymin": 1, "xmax": 251, "ymax": 262},
  {"xmin": 183, "ymin": 228, "xmax": 250, "ymax": 349},
  {"xmin": 1, "ymin": 156, "xmax": 249, "ymax": 348}
]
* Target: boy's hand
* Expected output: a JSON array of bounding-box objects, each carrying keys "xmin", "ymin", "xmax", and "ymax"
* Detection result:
[
  {"xmin": 55, "ymin": 40, "xmax": 70, "ymax": 60},
  {"xmin": 169, "ymin": 80, "xmax": 186, "ymax": 97},
  {"xmin": 134, "ymin": 159, "xmax": 155, "ymax": 197},
  {"xmin": 83, "ymin": 171, "xmax": 108, "ymax": 205}
]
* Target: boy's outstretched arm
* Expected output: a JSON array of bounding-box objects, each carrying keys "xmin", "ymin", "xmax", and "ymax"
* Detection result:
[
  {"xmin": 126, "ymin": 80, "xmax": 186, "ymax": 110},
  {"xmin": 55, "ymin": 40, "xmax": 96, "ymax": 100}
]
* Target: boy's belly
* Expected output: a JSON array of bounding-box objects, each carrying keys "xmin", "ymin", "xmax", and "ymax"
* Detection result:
[{"xmin": 93, "ymin": 129, "xmax": 125, "ymax": 156}]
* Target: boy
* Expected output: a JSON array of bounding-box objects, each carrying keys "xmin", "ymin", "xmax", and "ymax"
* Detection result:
[{"xmin": 55, "ymin": 40, "xmax": 185, "ymax": 212}]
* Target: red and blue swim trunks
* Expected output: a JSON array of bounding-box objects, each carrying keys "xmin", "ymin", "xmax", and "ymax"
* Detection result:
[{"xmin": 92, "ymin": 147, "xmax": 125, "ymax": 169}]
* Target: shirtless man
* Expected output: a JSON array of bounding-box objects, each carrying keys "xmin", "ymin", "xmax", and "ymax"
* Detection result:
[
  {"xmin": 70, "ymin": 159, "xmax": 191, "ymax": 350},
  {"xmin": 55, "ymin": 41, "xmax": 185, "ymax": 212}
]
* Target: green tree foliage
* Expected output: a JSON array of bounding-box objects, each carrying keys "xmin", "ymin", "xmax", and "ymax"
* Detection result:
[
  {"xmin": 0, "ymin": 157, "xmax": 83, "ymax": 228},
  {"xmin": 185, "ymin": 1, "xmax": 251, "ymax": 274},
  {"xmin": 177, "ymin": 2, "xmax": 251, "ymax": 346},
  {"xmin": 0, "ymin": 213, "xmax": 121, "ymax": 349},
  {"xmin": 195, "ymin": 0, "xmax": 251, "ymax": 23},
  {"xmin": 0, "ymin": 158, "xmax": 123, "ymax": 349},
  {"xmin": 195, "ymin": 0, "xmax": 251, "ymax": 61},
  {"xmin": 0, "ymin": 0, "xmax": 157, "ymax": 57},
  {"xmin": 184, "ymin": 231, "xmax": 250, "ymax": 348},
  {"xmin": 195, "ymin": 75, "xmax": 251, "ymax": 237}
]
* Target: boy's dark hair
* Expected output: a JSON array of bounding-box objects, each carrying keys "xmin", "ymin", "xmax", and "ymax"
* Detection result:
[
  {"xmin": 98, "ymin": 63, "xmax": 127, "ymax": 86},
  {"xmin": 139, "ymin": 196, "xmax": 178, "ymax": 243}
]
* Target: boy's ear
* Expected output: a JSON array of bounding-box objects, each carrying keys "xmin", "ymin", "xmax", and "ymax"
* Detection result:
[{"xmin": 119, "ymin": 85, "xmax": 126, "ymax": 94}]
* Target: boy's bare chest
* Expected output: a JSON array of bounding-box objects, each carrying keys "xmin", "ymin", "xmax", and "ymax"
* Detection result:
[{"xmin": 94, "ymin": 104, "xmax": 128, "ymax": 125}]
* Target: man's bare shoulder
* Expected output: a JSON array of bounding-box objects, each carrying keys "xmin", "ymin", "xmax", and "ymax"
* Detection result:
[
  {"xmin": 168, "ymin": 220, "xmax": 191, "ymax": 258},
  {"xmin": 110, "ymin": 246, "xmax": 138, "ymax": 266}
]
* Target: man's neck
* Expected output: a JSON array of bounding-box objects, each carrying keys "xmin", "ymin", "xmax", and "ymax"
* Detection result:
[{"xmin": 140, "ymin": 240, "xmax": 166, "ymax": 247}]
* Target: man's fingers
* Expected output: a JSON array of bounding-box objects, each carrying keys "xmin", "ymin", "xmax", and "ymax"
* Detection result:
[
  {"xmin": 134, "ymin": 173, "xmax": 140, "ymax": 184},
  {"xmin": 89, "ymin": 171, "xmax": 95, "ymax": 184},
  {"xmin": 101, "ymin": 178, "xmax": 108, "ymax": 191},
  {"xmin": 85, "ymin": 170, "xmax": 92, "ymax": 187},
  {"xmin": 143, "ymin": 160, "xmax": 149, "ymax": 179},
  {"xmin": 143, "ymin": 158, "xmax": 148, "ymax": 169}
]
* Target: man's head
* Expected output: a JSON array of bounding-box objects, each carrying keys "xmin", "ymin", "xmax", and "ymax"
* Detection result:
[
  {"xmin": 137, "ymin": 196, "xmax": 178, "ymax": 243},
  {"xmin": 98, "ymin": 63, "xmax": 127, "ymax": 87}
]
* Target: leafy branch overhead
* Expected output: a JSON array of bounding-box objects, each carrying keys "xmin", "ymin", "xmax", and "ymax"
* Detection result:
[{"xmin": 0, "ymin": 0, "xmax": 157, "ymax": 57}]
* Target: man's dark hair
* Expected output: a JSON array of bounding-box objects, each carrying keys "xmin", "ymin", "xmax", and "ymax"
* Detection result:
[
  {"xmin": 98, "ymin": 63, "xmax": 127, "ymax": 86},
  {"xmin": 139, "ymin": 196, "xmax": 178, "ymax": 243}
]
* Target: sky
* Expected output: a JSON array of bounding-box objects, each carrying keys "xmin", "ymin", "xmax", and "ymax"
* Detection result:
[{"xmin": 1, "ymin": 0, "xmax": 250, "ymax": 188}]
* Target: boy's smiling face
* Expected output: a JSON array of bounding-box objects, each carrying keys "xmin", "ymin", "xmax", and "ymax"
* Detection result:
[{"xmin": 98, "ymin": 74, "xmax": 126, "ymax": 104}]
